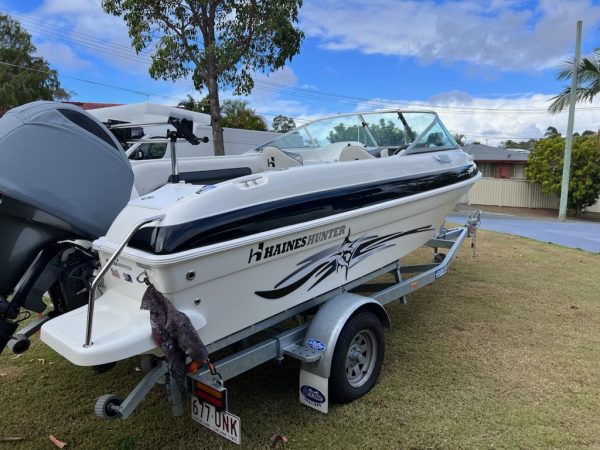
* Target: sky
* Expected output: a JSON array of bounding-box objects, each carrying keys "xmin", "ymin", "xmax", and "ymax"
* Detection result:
[{"xmin": 2, "ymin": 0, "xmax": 600, "ymax": 145}]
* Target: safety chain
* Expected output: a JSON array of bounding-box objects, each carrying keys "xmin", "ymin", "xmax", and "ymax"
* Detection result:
[
  {"xmin": 466, "ymin": 209, "xmax": 482, "ymax": 258},
  {"xmin": 207, "ymin": 361, "xmax": 224, "ymax": 387}
]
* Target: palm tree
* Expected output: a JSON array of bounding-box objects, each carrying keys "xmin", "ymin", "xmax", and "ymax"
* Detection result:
[
  {"xmin": 221, "ymin": 99, "xmax": 267, "ymax": 131},
  {"xmin": 177, "ymin": 94, "xmax": 210, "ymax": 114},
  {"xmin": 548, "ymin": 51, "xmax": 600, "ymax": 114},
  {"xmin": 452, "ymin": 133, "xmax": 466, "ymax": 146},
  {"xmin": 544, "ymin": 126, "xmax": 561, "ymax": 138}
]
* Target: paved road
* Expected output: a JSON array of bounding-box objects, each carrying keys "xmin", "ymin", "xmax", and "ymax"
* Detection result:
[{"xmin": 447, "ymin": 211, "xmax": 600, "ymax": 253}]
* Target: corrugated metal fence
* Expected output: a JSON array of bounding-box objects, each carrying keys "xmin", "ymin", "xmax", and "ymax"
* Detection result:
[{"xmin": 462, "ymin": 177, "xmax": 600, "ymax": 212}]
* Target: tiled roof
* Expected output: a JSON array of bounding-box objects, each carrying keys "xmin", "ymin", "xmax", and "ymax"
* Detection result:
[{"xmin": 64, "ymin": 102, "xmax": 124, "ymax": 110}]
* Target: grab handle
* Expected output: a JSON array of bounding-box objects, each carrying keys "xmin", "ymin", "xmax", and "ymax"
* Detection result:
[{"xmin": 84, "ymin": 214, "xmax": 165, "ymax": 347}]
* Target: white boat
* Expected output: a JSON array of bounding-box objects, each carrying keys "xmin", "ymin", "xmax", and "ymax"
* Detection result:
[{"xmin": 34, "ymin": 108, "xmax": 480, "ymax": 366}]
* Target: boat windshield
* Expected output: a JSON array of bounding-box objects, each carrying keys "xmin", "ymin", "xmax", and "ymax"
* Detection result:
[{"xmin": 255, "ymin": 111, "xmax": 458, "ymax": 157}]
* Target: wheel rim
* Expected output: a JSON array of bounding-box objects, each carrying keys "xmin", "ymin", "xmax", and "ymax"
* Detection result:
[{"xmin": 344, "ymin": 329, "xmax": 377, "ymax": 388}]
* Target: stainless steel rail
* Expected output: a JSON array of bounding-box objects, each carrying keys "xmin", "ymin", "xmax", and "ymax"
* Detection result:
[{"xmin": 84, "ymin": 214, "xmax": 165, "ymax": 347}]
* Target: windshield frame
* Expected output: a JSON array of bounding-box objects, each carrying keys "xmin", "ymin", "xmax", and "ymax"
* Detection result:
[{"xmin": 255, "ymin": 109, "xmax": 459, "ymax": 155}]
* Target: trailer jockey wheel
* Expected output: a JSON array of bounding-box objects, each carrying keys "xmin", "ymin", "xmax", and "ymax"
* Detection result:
[
  {"xmin": 329, "ymin": 310, "xmax": 385, "ymax": 403},
  {"xmin": 95, "ymin": 394, "xmax": 123, "ymax": 420},
  {"xmin": 7, "ymin": 334, "xmax": 30, "ymax": 354}
]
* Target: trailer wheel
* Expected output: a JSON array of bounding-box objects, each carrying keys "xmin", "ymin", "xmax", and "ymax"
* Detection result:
[
  {"xmin": 329, "ymin": 310, "xmax": 384, "ymax": 403},
  {"xmin": 95, "ymin": 394, "xmax": 123, "ymax": 420},
  {"xmin": 8, "ymin": 334, "xmax": 30, "ymax": 354}
]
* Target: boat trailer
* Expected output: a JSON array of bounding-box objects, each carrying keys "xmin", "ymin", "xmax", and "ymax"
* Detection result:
[{"xmin": 89, "ymin": 223, "xmax": 473, "ymax": 444}]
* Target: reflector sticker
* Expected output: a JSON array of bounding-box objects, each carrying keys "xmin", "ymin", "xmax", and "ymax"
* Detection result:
[
  {"xmin": 306, "ymin": 338, "xmax": 326, "ymax": 352},
  {"xmin": 301, "ymin": 385, "xmax": 326, "ymax": 406}
]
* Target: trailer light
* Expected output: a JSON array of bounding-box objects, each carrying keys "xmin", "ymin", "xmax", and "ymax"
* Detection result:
[
  {"xmin": 194, "ymin": 381, "xmax": 228, "ymax": 411},
  {"xmin": 195, "ymin": 381, "xmax": 223, "ymax": 399}
]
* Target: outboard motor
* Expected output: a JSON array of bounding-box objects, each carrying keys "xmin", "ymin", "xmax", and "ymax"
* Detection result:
[{"xmin": 0, "ymin": 101, "xmax": 133, "ymax": 352}]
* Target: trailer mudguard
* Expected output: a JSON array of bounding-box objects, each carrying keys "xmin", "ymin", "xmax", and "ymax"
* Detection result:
[{"xmin": 299, "ymin": 293, "xmax": 390, "ymax": 413}]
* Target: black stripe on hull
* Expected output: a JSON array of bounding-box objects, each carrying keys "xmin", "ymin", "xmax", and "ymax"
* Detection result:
[{"xmin": 129, "ymin": 163, "xmax": 477, "ymax": 255}]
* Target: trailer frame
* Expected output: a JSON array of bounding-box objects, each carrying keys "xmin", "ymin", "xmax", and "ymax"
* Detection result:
[{"xmin": 95, "ymin": 224, "xmax": 470, "ymax": 434}]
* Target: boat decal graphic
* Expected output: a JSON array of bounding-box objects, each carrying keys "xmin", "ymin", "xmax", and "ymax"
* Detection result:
[{"xmin": 255, "ymin": 225, "xmax": 434, "ymax": 300}]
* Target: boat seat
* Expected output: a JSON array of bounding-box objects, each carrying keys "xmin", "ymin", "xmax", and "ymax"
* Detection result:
[
  {"xmin": 261, "ymin": 146, "xmax": 303, "ymax": 168},
  {"xmin": 339, "ymin": 145, "xmax": 375, "ymax": 161},
  {"xmin": 380, "ymin": 148, "xmax": 392, "ymax": 158}
]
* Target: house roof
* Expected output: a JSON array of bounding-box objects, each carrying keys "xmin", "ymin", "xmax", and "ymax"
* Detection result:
[
  {"xmin": 463, "ymin": 143, "xmax": 530, "ymax": 163},
  {"xmin": 64, "ymin": 101, "xmax": 124, "ymax": 111}
]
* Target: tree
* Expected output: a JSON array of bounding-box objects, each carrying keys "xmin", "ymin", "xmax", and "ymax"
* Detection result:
[
  {"xmin": 103, "ymin": 0, "xmax": 304, "ymax": 156},
  {"xmin": 369, "ymin": 119, "xmax": 406, "ymax": 146},
  {"xmin": 271, "ymin": 115, "xmax": 296, "ymax": 133},
  {"xmin": 502, "ymin": 139, "xmax": 537, "ymax": 150},
  {"xmin": 177, "ymin": 94, "xmax": 210, "ymax": 114},
  {"xmin": 327, "ymin": 119, "xmax": 405, "ymax": 146},
  {"xmin": 544, "ymin": 126, "xmax": 561, "ymax": 138},
  {"xmin": 452, "ymin": 133, "xmax": 466, "ymax": 146},
  {"xmin": 0, "ymin": 14, "xmax": 69, "ymax": 114},
  {"xmin": 548, "ymin": 51, "xmax": 600, "ymax": 113},
  {"xmin": 525, "ymin": 135, "xmax": 600, "ymax": 214},
  {"xmin": 221, "ymin": 99, "xmax": 267, "ymax": 131}
]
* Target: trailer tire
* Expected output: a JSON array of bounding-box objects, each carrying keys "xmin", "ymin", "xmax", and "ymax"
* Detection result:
[
  {"xmin": 329, "ymin": 310, "xmax": 384, "ymax": 403},
  {"xmin": 95, "ymin": 394, "xmax": 123, "ymax": 420},
  {"xmin": 8, "ymin": 334, "xmax": 30, "ymax": 354}
]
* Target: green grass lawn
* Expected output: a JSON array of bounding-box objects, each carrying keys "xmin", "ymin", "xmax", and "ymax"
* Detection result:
[{"xmin": 1, "ymin": 229, "xmax": 600, "ymax": 449}]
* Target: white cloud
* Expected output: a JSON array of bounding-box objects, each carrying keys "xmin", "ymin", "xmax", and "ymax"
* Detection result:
[
  {"xmin": 158, "ymin": 67, "xmax": 331, "ymax": 126},
  {"xmin": 254, "ymin": 66, "xmax": 298, "ymax": 86},
  {"xmin": 301, "ymin": 0, "xmax": 600, "ymax": 71},
  {"xmin": 159, "ymin": 76, "xmax": 600, "ymax": 142},
  {"xmin": 352, "ymin": 90, "xmax": 600, "ymax": 145},
  {"xmin": 36, "ymin": 41, "xmax": 93, "ymax": 72},
  {"xmin": 9, "ymin": 0, "xmax": 150, "ymax": 75}
]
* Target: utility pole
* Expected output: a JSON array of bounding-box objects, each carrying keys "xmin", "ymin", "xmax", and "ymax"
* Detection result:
[{"xmin": 558, "ymin": 20, "xmax": 582, "ymax": 221}]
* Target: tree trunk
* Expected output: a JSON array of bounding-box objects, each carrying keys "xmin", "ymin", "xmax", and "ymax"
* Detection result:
[
  {"xmin": 201, "ymin": 2, "xmax": 224, "ymax": 156},
  {"xmin": 207, "ymin": 73, "xmax": 224, "ymax": 156}
]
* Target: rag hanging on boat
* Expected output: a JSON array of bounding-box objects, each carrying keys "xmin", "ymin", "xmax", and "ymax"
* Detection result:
[{"xmin": 140, "ymin": 283, "xmax": 208, "ymax": 385}]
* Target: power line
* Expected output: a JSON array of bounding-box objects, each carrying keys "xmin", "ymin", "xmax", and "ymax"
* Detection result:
[
  {"xmin": 2, "ymin": 61, "xmax": 592, "ymax": 139},
  {"xmin": 10, "ymin": 12, "xmax": 155, "ymax": 59},
  {"xmin": 0, "ymin": 60, "xmax": 171, "ymax": 99},
  {"xmin": 0, "ymin": 59, "xmax": 310, "ymax": 123},
  {"xmin": 9, "ymin": 12, "xmax": 600, "ymax": 114}
]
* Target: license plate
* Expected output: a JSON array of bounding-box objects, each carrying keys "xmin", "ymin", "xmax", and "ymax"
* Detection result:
[{"xmin": 191, "ymin": 397, "xmax": 241, "ymax": 445}]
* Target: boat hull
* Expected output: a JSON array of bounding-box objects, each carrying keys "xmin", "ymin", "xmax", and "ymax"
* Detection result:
[{"xmin": 40, "ymin": 175, "xmax": 477, "ymax": 366}]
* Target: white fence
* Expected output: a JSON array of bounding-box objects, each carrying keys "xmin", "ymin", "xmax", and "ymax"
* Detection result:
[{"xmin": 462, "ymin": 177, "xmax": 600, "ymax": 212}]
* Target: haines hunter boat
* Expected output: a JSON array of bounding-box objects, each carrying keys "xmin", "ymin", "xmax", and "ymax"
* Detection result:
[{"xmin": 0, "ymin": 102, "xmax": 479, "ymax": 367}]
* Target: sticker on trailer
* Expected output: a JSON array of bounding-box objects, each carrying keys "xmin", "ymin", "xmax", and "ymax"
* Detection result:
[
  {"xmin": 300, "ymin": 385, "xmax": 326, "ymax": 406},
  {"xmin": 435, "ymin": 266, "xmax": 448, "ymax": 279},
  {"xmin": 191, "ymin": 398, "xmax": 241, "ymax": 445},
  {"xmin": 306, "ymin": 338, "xmax": 326, "ymax": 352}
]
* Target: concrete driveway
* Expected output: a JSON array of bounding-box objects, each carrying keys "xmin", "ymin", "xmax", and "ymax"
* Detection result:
[{"xmin": 447, "ymin": 211, "xmax": 600, "ymax": 253}]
